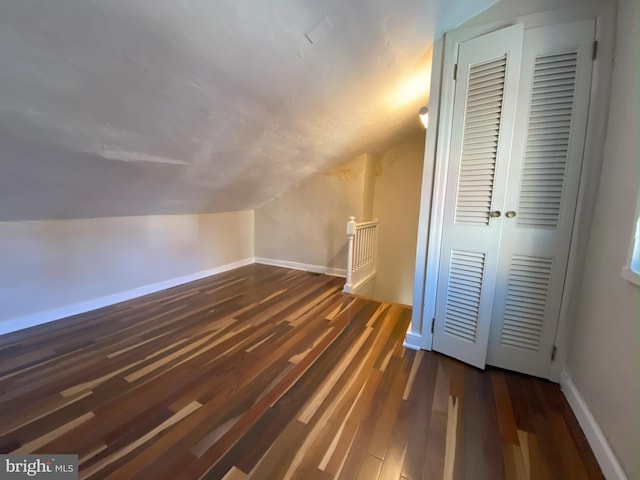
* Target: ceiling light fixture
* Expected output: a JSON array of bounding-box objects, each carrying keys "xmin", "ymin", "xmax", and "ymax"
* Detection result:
[{"xmin": 419, "ymin": 106, "xmax": 429, "ymax": 129}]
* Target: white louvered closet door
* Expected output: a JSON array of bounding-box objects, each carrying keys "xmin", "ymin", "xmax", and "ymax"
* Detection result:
[
  {"xmin": 432, "ymin": 25, "xmax": 523, "ymax": 369},
  {"xmin": 486, "ymin": 20, "xmax": 595, "ymax": 377}
]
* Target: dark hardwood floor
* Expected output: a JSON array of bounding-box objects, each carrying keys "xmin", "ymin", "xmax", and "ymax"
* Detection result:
[{"xmin": 0, "ymin": 264, "xmax": 602, "ymax": 479}]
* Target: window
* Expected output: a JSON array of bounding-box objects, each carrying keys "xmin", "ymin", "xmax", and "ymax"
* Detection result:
[{"xmin": 621, "ymin": 213, "xmax": 640, "ymax": 286}]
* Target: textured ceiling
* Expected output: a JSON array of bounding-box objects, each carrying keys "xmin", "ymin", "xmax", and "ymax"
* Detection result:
[{"xmin": 0, "ymin": 0, "xmax": 496, "ymax": 221}]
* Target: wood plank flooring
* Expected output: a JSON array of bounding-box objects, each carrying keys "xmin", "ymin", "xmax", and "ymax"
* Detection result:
[{"xmin": 0, "ymin": 264, "xmax": 603, "ymax": 479}]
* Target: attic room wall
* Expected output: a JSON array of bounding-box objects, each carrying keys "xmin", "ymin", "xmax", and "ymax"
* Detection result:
[
  {"xmin": 254, "ymin": 153, "xmax": 369, "ymax": 273},
  {"xmin": 566, "ymin": 0, "xmax": 638, "ymax": 476},
  {"xmin": 254, "ymin": 133, "xmax": 425, "ymax": 306},
  {"xmin": 373, "ymin": 131, "xmax": 425, "ymax": 305},
  {"xmin": 0, "ymin": 211, "xmax": 254, "ymax": 334},
  {"xmin": 362, "ymin": 153, "xmax": 378, "ymax": 222}
]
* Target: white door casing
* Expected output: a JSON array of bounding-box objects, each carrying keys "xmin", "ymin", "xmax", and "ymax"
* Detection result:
[{"xmin": 432, "ymin": 24, "xmax": 524, "ymax": 369}]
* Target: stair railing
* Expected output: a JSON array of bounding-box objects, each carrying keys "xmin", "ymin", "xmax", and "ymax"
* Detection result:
[{"xmin": 344, "ymin": 216, "xmax": 378, "ymax": 294}]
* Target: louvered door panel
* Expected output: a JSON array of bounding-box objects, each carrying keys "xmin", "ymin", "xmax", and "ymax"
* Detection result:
[
  {"xmin": 518, "ymin": 52, "xmax": 578, "ymax": 228},
  {"xmin": 455, "ymin": 56, "xmax": 506, "ymax": 226},
  {"xmin": 500, "ymin": 255, "xmax": 553, "ymax": 351},
  {"xmin": 443, "ymin": 250, "xmax": 485, "ymax": 342}
]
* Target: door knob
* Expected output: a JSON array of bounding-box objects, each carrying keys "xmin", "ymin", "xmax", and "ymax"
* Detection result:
[
  {"xmin": 490, "ymin": 210, "xmax": 502, "ymax": 218},
  {"xmin": 505, "ymin": 211, "xmax": 517, "ymax": 218}
]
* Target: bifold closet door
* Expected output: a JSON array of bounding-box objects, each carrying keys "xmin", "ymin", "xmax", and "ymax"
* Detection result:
[
  {"xmin": 486, "ymin": 19, "xmax": 595, "ymax": 377},
  {"xmin": 432, "ymin": 24, "xmax": 523, "ymax": 369}
]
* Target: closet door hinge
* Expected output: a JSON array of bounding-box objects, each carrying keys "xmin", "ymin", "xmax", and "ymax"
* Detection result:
[
  {"xmin": 551, "ymin": 346, "xmax": 557, "ymax": 361},
  {"xmin": 453, "ymin": 64, "xmax": 458, "ymax": 80},
  {"xmin": 592, "ymin": 41, "xmax": 598, "ymax": 60},
  {"xmin": 431, "ymin": 318, "xmax": 435, "ymax": 334}
]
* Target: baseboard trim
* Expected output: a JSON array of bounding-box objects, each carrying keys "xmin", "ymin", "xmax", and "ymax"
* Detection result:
[
  {"xmin": 403, "ymin": 332, "xmax": 424, "ymax": 351},
  {"xmin": 255, "ymin": 257, "xmax": 346, "ymax": 278},
  {"xmin": 0, "ymin": 257, "xmax": 256, "ymax": 336},
  {"xmin": 344, "ymin": 273, "xmax": 377, "ymax": 295},
  {"xmin": 560, "ymin": 371, "xmax": 628, "ymax": 480}
]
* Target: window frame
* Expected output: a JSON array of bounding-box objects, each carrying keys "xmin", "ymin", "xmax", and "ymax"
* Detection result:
[{"xmin": 620, "ymin": 203, "xmax": 640, "ymax": 286}]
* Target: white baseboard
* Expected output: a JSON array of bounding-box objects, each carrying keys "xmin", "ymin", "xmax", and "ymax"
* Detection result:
[
  {"xmin": 560, "ymin": 371, "xmax": 628, "ymax": 480},
  {"xmin": 403, "ymin": 332, "xmax": 424, "ymax": 351},
  {"xmin": 255, "ymin": 257, "xmax": 346, "ymax": 278},
  {"xmin": 0, "ymin": 257, "xmax": 255, "ymax": 336}
]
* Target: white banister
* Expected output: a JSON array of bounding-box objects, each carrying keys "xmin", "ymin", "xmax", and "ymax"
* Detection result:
[
  {"xmin": 344, "ymin": 216, "xmax": 357, "ymax": 293},
  {"xmin": 343, "ymin": 216, "xmax": 378, "ymax": 294}
]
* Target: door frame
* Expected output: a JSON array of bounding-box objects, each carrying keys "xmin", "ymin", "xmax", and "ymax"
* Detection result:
[{"xmin": 406, "ymin": 2, "xmax": 617, "ymax": 381}]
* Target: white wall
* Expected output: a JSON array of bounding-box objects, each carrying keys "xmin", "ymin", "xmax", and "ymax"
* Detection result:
[
  {"xmin": 373, "ymin": 131, "xmax": 425, "ymax": 305},
  {"xmin": 0, "ymin": 211, "xmax": 254, "ymax": 333},
  {"xmin": 566, "ymin": 0, "xmax": 639, "ymax": 477},
  {"xmin": 254, "ymin": 154, "xmax": 368, "ymax": 271}
]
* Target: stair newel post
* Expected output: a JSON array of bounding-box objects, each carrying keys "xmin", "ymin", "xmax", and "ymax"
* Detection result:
[{"xmin": 344, "ymin": 216, "xmax": 357, "ymax": 293}]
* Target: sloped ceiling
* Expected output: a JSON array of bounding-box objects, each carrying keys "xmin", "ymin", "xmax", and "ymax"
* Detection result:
[{"xmin": 0, "ymin": 0, "xmax": 495, "ymax": 221}]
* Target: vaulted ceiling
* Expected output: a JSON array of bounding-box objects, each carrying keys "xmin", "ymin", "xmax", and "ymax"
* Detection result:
[{"xmin": 0, "ymin": 0, "xmax": 496, "ymax": 221}]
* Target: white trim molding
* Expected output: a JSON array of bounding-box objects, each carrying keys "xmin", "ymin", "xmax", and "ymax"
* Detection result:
[
  {"xmin": 255, "ymin": 257, "xmax": 346, "ymax": 278},
  {"xmin": 0, "ymin": 257, "xmax": 255, "ymax": 336},
  {"xmin": 620, "ymin": 266, "xmax": 640, "ymax": 286},
  {"xmin": 560, "ymin": 371, "xmax": 629, "ymax": 480},
  {"xmin": 410, "ymin": 36, "xmax": 444, "ymax": 350},
  {"xmin": 403, "ymin": 331, "xmax": 424, "ymax": 351}
]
